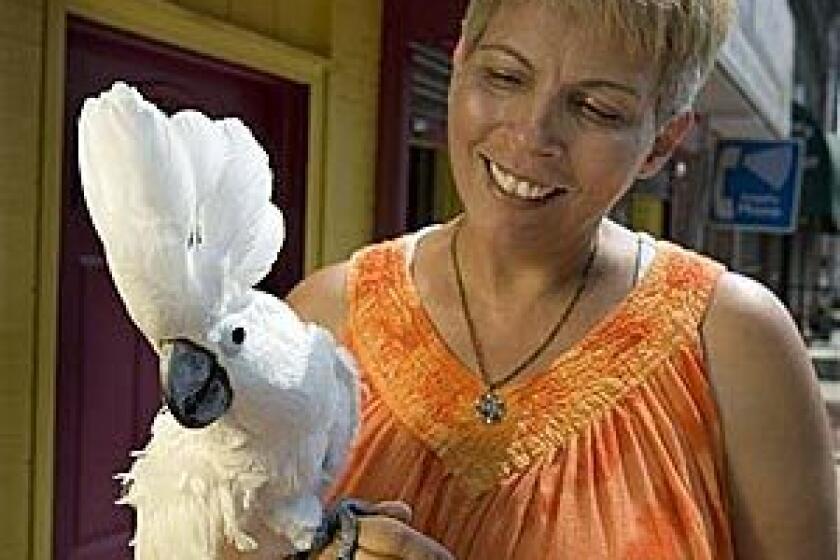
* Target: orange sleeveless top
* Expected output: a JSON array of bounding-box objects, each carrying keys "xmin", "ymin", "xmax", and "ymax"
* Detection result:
[{"xmin": 330, "ymin": 235, "xmax": 734, "ymax": 559}]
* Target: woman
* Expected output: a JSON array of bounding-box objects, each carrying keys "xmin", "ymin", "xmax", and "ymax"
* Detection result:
[{"xmin": 289, "ymin": 0, "xmax": 837, "ymax": 558}]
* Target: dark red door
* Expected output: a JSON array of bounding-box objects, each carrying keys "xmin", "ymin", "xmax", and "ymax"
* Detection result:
[{"xmin": 56, "ymin": 17, "xmax": 309, "ymax": 559}]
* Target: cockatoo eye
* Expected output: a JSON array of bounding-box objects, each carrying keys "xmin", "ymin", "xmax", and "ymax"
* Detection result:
[{"xmin": 217, "ymin": 325, "xmax": 246, "ymax": 357}]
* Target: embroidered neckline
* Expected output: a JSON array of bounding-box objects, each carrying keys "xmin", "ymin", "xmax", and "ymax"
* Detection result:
[
  {"xmin": 400, "ymin": 237, "xmax": 668, "ymax": 396},
  {"xmin": 347, "ymin": 237, "xmax": 723, "ymax": 495}
]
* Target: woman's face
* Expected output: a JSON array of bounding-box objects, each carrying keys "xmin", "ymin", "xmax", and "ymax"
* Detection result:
[{"xmin": 449, "ymin": 0, "xmax": 672, "ymax": 240}]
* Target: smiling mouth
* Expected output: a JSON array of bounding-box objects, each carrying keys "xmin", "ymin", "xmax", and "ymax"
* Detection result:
[{"xmin": 480, "ymin": 155, "xmax": 570, "ymax": 203}]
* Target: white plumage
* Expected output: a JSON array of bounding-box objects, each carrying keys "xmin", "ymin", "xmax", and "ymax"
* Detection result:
[{"xmin": 78, "ymin": 82, "xmax": 359, "ymax": 558}]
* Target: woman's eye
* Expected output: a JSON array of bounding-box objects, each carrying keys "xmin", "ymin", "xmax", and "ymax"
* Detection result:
[
  {"xmin": 573, "ymin": 96, "xmax": 625, "ymax": 125},
  {"xmin": 482, "ymin": 68, "xmax": 525, "ymax": 89}
]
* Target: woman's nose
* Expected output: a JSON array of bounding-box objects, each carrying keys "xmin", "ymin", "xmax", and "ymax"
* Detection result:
[{"xmin": 513, "ymin": 95, "xmax": 568, "ymax": 158}]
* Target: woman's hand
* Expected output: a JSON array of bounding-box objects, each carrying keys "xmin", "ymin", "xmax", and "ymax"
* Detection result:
[{"xmin": 313, "ymin": 501, "xmax": 454, "ymax": 560}]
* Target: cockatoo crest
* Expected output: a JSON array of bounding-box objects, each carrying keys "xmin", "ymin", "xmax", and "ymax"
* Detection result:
[{"xmin": 78, "ymin": 82, "xmax": 284, "ymax": 348}]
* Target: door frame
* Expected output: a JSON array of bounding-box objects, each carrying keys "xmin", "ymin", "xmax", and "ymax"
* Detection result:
[{"xmin": 35, "ymin": 1, "xmax": 328, "ymax": 557}]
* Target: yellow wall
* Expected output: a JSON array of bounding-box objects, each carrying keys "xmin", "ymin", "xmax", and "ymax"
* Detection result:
[
  {"xmin": 433, "ymin": 148, "xmax": 462, "ymax": 222},
  {"xmin": 322, "ymin": 0, "xmax": 383, "ymax": 262},
  {"xmin": 0, "ymin": 0, "xmax": 382, "ymax": 557},
  {"xmin": 174, "ymin": 0, "xmax": 332, "ymax": 56},
  {"xmin": 630, "ymin": 194, "xmax": 666, "ymax": 238},
  {"xmin": 0, "ymin": 0, "xmax": 45, "ymax": 555},
  {"xmin": 166, "ymin": 0, "xmax": 381, "ymax": 263}
]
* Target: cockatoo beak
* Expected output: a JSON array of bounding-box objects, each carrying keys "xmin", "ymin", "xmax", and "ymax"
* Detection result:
[{"xmin": 159, "ymin": 339, "xmax": 233, "ymax": 429}]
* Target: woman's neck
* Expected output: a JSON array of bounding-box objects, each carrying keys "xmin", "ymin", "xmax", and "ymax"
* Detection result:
[{"xmin": 452, "ymin": 215, "xmax": 603, "ymax": 305}]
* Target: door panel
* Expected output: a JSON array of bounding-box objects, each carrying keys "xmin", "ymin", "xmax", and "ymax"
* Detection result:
[{"xmin": 56, "ymin": 17, "xmax": 309, "ymax": 559}]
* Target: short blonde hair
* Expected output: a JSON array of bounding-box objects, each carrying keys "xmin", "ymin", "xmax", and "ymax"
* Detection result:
[{"xmin": 460, "ymin": 0, "xmax": 736, "ymax": 119}]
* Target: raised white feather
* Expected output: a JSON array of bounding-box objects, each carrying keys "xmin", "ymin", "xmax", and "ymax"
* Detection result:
[
  {"xmin": 79, "ymin": 82, "xmax": 358, "ymax": 558},
  {"xmin": 78, "ymin": 83, "xmax": 284, "ymax": 348}
]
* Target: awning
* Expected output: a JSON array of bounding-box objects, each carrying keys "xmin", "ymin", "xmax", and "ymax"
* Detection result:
[
  {"xmin": 824, "ymin": 133, "xmax": 840, "ymax": 231},
  {"xmin": 794, "ymin": 103, "xmax": 840, "ymax": 233}
]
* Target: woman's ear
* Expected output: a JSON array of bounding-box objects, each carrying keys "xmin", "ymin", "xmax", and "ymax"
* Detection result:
[
  {"xmin": 453, "ymin": 37, "xmax": 467, "ymax": 66},
  {"xmin": 637, "ymin": 111, "xmax": 696, "ymax": 179}
]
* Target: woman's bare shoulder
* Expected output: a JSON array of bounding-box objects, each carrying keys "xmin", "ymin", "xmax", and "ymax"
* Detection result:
[
  {"xmin": 702, "ymin": 271, "xmax": 813, "ymax": 374},
  {"xmin": 285, "ymin": 260, "xmax": 351, "ymax": 337},
  {"xmin": 702, "ymin": 271, "xmax": 823, "ymax": 424},
  {"xmin": 702, "ymin": 272, "xmax": 836, "ymax": 557}
]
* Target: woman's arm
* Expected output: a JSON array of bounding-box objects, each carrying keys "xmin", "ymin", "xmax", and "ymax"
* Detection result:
[
  {"xmin": 286, "ymin": 261, "xmax": 351, "ymax": 336},
  {"xmin": 704, "ymin": 272, "xmax": 837, "ymax": 559}
]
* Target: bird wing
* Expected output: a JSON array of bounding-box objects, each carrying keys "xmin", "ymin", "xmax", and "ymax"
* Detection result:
[{"xmin": 310, "ymin": 326, "xmax": 360, "ymax": 485}]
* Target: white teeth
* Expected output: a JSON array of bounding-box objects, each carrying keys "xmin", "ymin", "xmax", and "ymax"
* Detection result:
[
  {"xmin": 488, "ymin": 159, "xmax": 560, "ymax": 201},
  {"xmin": 527, "ymin": 184, "xmax": 542, "ymax": 198},
  {"xmin": 489, "ymin": 161, "xmax": 511, "ymax": 191},
  {"xmin": 515, "ymin": 181, "xmax": 531, "ymax": 198}
]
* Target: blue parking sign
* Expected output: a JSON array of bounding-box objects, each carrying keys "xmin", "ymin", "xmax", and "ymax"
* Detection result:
[{"xmin": 711, "ymin": 139, "xmax": 804, "ymax": 233}]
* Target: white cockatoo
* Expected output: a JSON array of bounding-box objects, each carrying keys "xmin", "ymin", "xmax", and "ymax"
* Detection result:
[{"xmin": 78, "ymin": 82, "xmax": 361, "ymax": 559}]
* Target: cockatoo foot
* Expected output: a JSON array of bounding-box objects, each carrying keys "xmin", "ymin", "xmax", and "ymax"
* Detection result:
[{"xmin": 294, "ymin": 499, "xmax": 376, "ymax": 560}]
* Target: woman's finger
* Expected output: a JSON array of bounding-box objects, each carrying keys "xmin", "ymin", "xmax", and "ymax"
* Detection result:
[
  {"xmin": 316, "ymin": 540, "xmax": 396, "ymax": 559},
  {"xmin": 358, "ymin": 516, "xmax": 454, "ymax": 560},
  {"xmin": 366, "ymin": 500, "xmax": 412, "ymax": 523}
]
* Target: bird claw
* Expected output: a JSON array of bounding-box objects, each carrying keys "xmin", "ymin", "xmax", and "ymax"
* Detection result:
[{"xmin": 295, "ymin": 498, "xmax": 376, "ymax": 560}]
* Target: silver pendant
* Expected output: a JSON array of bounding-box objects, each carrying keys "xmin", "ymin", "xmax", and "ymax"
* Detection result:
[{"xmin": 475, "ymin": 391, "xmax": 506, "ymax": 424}]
